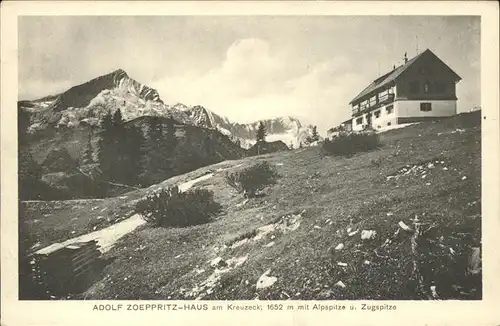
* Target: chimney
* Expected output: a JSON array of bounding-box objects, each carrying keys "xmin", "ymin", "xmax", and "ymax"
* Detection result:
[{"xmin": 404, "ymin": 52, "xmax": 408, "ymax": 64}]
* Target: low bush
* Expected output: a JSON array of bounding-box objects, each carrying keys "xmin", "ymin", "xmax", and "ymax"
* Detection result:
[
  {"xmin": 322, "ymin": 130, "xmax": 380, "ymax": 156},
  {"xmin": 135, "ymin": 186, "xmax": 222, "ymax": 227},
  {"xmin": 224, "ymin": 161, "xmax": 280, "ymax": 198}
]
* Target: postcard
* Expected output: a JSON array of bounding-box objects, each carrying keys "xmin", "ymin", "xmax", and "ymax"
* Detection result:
[{"xmin": 1, "ymin": 1, "xmax": 499, "ymax": 325}]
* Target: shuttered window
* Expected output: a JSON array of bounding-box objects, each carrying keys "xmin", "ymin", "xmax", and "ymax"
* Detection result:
[{"xmin": 420, "ymin": 102, "xmax": 432, "ymax": 112}]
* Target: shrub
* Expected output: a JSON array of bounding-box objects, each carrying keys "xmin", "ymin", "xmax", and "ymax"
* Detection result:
[
  {"xmin": 135, "ymin": 186, "xmax": 222, "ymax": 227},
  {"xmin": 322, "ymin": 130, "xmax": 380, "ymax": 156},
  {"xmin": 224, "ymin": 161, "xmax": 280, "ymax": 198}
]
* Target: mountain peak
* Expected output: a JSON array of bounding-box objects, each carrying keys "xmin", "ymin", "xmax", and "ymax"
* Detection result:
[
  {"xmin": 112, "ymin": 68, "xmax": 127, "ymax": 74},
  {"xmin": 36, "ymin": 68, "xmax": 163, "ymax": 112},
  {"xmin": 110, "ymin": 68, "xmax": 129, "ymax": 79}
]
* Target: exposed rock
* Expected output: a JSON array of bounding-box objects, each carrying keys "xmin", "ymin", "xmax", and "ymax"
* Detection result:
[
  {"xmin": 398, "ymin": 221, "xmax": 413, "ymax": 232},
  {"xmin": 318, "ymin": 289, "xmax": 335, "ymax": 299},
  {"xmin": 226, "ymin": 255, "xmax": 248, "ymax": 268},
  {"xmin": 335, "ymin": 281, "xmax": 346, "ymax": 288},
  {"xmin": 348, "ymin": 230, "xmax": 359, "ymax": 237},
  {"xmin": 230, "ymin": 238, "xmax": 249, "ymax": 249},
  {"xmin": 256, "ymin": 269, "xmax": 277, "ymax": 290},
  {"xmin": 361, "ymin": 230, "xmax": 377, "ymax": 240},
  {"xmin": 430, "ymin": 285, "xmax": 439, "ymax": 299},
  {"xmin": 209, "ymin": 257, "xmax": 227, "ymax": 269}
]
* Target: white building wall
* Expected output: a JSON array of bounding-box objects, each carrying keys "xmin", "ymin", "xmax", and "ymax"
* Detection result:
[
  {"xmin": 395, "ymin": 100, "xmax": 457, "ymax": 118},
  {"xmin": 351, "ymin": 103, "xmax": 398, "ymax": 131},
  {"xmin": 352, "ymin": 116, "xmax": 365, "ymax": 131},
  {"xmin": 371, "ymin": 105, "xmax": 397, "ymax": 129}
]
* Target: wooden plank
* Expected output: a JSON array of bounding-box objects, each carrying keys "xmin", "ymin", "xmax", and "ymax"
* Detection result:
[
  {"xmin": 73, "ymin": 256, "xmax": 99, "ymax": 274},
  {"xmin": 72, "ymin": 249, "xmax": 100, "ymax": 266}
]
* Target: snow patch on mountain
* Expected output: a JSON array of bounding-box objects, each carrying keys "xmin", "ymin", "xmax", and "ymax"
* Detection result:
[{"xmin": 20, "ymin": 69, "xmax": 318, "ymax": 149}]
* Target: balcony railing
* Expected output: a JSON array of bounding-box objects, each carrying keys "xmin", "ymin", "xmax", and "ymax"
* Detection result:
[
  {"xmin": 352, "ymin": 93, "xmax": 395, "ymax": 116},
  {"xmin": 378, "ymin": 93, "xmax": 395, "ymax": 105}
]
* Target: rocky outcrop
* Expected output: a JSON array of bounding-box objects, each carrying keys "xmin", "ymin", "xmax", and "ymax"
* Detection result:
[
  {"xmin": 19, "ymin": 69, "xmax": 316, "ymax": 148},
  {"xmin": 179, "ymin": 105, "xmax": 314, "ymax": 149},
  {"xmin": 247, "ymin": 140, "xmax": 289, "ymax": 156},
  {"xmin": 49, "ymin": 69, "xmax": 162, "ymax": 111}
]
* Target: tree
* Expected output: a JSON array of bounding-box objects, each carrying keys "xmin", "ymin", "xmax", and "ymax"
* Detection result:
[
  {"xmin": 311, "ymin": 126, "xmax": 320, "ymax": 142},
  {"xmin": 256, "ymin": 121, "xmax": 267, "ymax": 142},
  {"xmin": 82, "ymin": 128, "xmax": 94, "ymax": 165},
  {"xmin": 97, "ymin": 111, "xmax": 117, "ymax": 185},
  {"xmin": 174, "ymin": 127, "xmax": 200, "ymax": 175},
  {"xmin": 140, "ymin": 117, "xmax": 177, "ymax": 186},
  {"xmin": 18, "ymin": 108, "xmax": 43, "ymax": 199},
  {"xmin": 255, "ymin": 121, "xmax": 267, "ymax": 155},
  {"xmin": 112, "ymin": 109, "xmax": 123, "ymax": 126},
  {"xmin": 18, "ymin": 106, "xmax": 30, "ymax": 146},
  {"xmin": 162, "ymin": 118, "xmax": 178, "ymax": 176},
  {"xmin": 140, "ymin": 118, "xmax": 165, "ymax": 185},
  {"xmin": 98, "ymin": 108, "xmax": 144, "ymax": 185},
  {"xmin": 164, "ymin": 118, "xmax": 178, "ymax": 153},
  {"xmin": 123, "ymin": 124, "xmax": 145, "ymax": 185}
]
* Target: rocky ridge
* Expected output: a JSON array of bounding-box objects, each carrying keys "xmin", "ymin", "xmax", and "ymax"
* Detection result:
[{"xmin": 19, "ymin": 69, "xmax": 317, "ymax": 148}]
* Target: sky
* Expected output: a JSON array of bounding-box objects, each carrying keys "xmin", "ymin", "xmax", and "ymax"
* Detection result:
[{"xmin": 19, "ymin": 16, "xmax": 480, "ymax": 133}]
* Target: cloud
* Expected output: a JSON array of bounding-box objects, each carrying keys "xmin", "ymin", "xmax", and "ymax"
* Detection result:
[
  {"xmin": 18, "ymin": 17, "xmax": 480, "ymax": 134},
  {"xmin": 154, "ymin": 38, "xmax": 363, "ymax": 133}
]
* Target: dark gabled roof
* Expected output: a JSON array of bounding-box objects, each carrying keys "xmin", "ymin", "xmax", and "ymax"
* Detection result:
[{"xmin": 349, "ymin": 49, "xmax": 461, "ymax": 104}]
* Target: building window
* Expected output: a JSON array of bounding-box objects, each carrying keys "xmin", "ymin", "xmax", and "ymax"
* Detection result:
[
  {"xmin": 420, "ymin": 102, "xmax": 432, "ymax": 112},
  {"xmin": 410, "ymin": 81, "xmax": 420, "ymax": 94},
  {"xmin": 356, "ymin": 117, "xmax": 363, "ymax": 125},
  {"xmin": 374, "ymin": 110, "xmax": 381, "ymax": 118},
  {"xmin": 386, "ymin": 105, "xmax": 394, "ymax": 114},
  {"xmin": 387, "ymin": 122, "xmax": 392, "ymax": 126}
]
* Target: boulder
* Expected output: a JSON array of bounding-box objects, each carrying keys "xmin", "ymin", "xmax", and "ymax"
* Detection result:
[
  {"xmin": 361, "ymin": 230, "xmax": 377, "ymax": 240},
  {"xmin": 256, "ymin": 269, "xmax": 277, "ymax": 290}
]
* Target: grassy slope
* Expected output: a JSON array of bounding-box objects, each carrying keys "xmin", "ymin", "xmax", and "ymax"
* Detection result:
[
  {"xmin": 25, "ymin": 112, "xmax": 481, "ymax": 300},
  {"xmin": 23, "ymin": 159, "xmax": 245, "ymax": 249}
]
